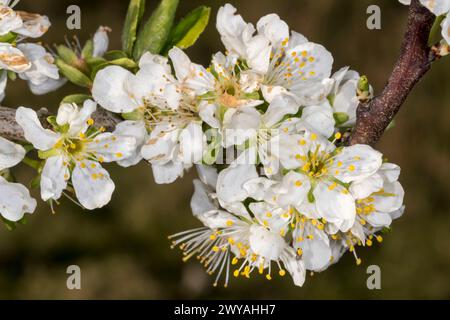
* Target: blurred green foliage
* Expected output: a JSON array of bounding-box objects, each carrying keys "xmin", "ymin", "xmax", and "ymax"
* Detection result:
[{"xmin": 0, "ymin": 0, "xmax": 449, "ymax": 299}]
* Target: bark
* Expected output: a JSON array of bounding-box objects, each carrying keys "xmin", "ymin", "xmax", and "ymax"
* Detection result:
[{"xmin": 347, "ymin": 0, "xmax": 437, "ymax": 146}]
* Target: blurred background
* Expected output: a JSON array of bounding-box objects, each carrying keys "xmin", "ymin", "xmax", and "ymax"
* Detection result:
[{"xmin": 0, "ymin": 0, "xmax": 449, "ymax": 299}]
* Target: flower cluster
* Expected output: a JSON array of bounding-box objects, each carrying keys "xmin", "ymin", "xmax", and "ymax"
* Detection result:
[
  {"xmin": 92, "ymin": 4, "xmax": 405, "ymax": 287},
  {"xmin": 0, "ymin": 2, "xmax": 407, "ymax": 288}
]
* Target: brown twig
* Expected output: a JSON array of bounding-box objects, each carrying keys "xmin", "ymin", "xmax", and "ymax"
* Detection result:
[{"xmin": 347, "ymin": 0, "xmax": 437, "ymax": 146}]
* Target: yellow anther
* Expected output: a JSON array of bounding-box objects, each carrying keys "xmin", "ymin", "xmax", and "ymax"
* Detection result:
[
  {"xmin": 212, "ymin": 246, "xmax": 219, "ymax": 252},
  {"xmin": 376, "ymin": 235, "xmax": 383, "ymax": 243},
  {"xmin": 279, "ymin": 270, "xmax": 286, "ymax": 277},
  {"xmin": 226, "ymin": 220, "xmax": 234, "ymax": 226},
  {"xmin": 356, "ymin": 258, "xmax": 362, "ymax": 266},
  {"xmin": 295, "ymin": 180, "xmax": 303, "ymax": 187},
  {"xmin": 328, "ymin": 182, "xmax": 338, "ymax": 191},
  {"xmin": 310, "ymin": 133, "xmax": 317, "ymax": 141},
  {"xmin": 266, "ymin": 274, "xmax": 272, "ymax": 281},
  {"xmin": 87, "ymin": 118, "xmax": 94, "ymax": 126},
  {"xmin": 115, "ymin": 152, "xmax": 123, "ymax": 158},
  {"xmin": 348, "ymin": 164, "xmax": 356, "ymax": 171},
  {"xmin": 297, "ymin": 248, "xmax": 303, "ymax": 256},
  {"xmin": 232, "ymin": 257, "xmax": 238, "ymax": 265},
  {"xmin": 233, "ymin": 270, "xmax": 240, "ymax": 277},
  {"xmin": 334, "ymin": 132, "xmax": 342, "ymax": 140}
]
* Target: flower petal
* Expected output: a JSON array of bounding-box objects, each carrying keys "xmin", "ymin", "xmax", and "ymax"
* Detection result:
[
  {"xmin": 40, "ymin": 155, "xmax": 69, "ymax": 202},
  {"xmin": 331, "ymin": 144, "xmax": 383, "ymax": 183},
  {"xmin": 0, "ymin": 136, "xmax": 25, "ymax": 170},
  {"xmin": 151, "ymin": 161, "xmax": 186, "ymax": 184},
  {"xmin": 0, "ymin": 176, "xmax": 36, "ymax": 222},
  {"xmin": 92, "ymin": 66, "xmax": 136, "ymax": 113},
  {"xmin": 113, "ymin": 120, "xmax": 147, "ymax": 167},
  {"xmin": 216, "ymin": 164, "xmax": 258, "ymax": 203},
  {"xmin": 314, "ymin": 180, "xmax": 356, "ymax": 232},
  {"xmin": 72, "ymin": 160, "xmax": 115, "ymax": 210},
  {"xmin": 179, "ymin": 122, "xmax": 206, "ymax": 165}
]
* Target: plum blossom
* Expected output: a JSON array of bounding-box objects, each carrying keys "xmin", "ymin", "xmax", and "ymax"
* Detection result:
[
  {"xmin": 0, "ymin": 136, "xmax": 36, "ymax": 222},
  {"xmin": 0, "ymin": 0, "xmax": 51, "ymax": 39},
  {"xmin": 15, "ymin": 100, "xmax": 136, "ymax": 210},
  {"xmin": 169, "ymin": 169, "xmax": 305, "ymax": 287},
  {"xmin": 216, "ymin": 4, "xmax": 335, "ymax": 105},
  {"xmin": 93, "ymin": 51, "xmax": 206, "ymax": 184}
]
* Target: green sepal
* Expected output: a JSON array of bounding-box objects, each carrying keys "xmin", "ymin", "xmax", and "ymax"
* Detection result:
[
  {"xmin": 333, "ymin": 112, "xmax": 349, "ymax": 126},
  {"xmin": 7, "ymin": 70, "xmax": 16, "ymax": 81},
  {"xmin": 56, "ymin": 45, "xmax": 80, "ymax": 66},
  {"xmin": 122, "ymin": 110, "xmax": 144, "ymax": 121}
]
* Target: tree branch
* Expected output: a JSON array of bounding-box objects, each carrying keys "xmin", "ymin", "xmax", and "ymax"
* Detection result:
[
  {"xmin": 348, "ymin": 0, "xmax": 437, "ymax": 146},
  {"xmin": 0, "ymin": 106, "xmax": 121, "ymax": 142}
]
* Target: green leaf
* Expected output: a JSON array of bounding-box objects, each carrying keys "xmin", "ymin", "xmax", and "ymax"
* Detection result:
[
  {"xmin": 82, "ymin": 39, "xmax": 94, "ymax": 58},
  {"xmin": 61, "ymin": 94, "xmax": 92, "ymax": 105},
  {"xmin": 162, "ymin": 6, "xmax": 210, "ymax": 54},
  {"xmin": 122, "ymin": 0, "xmax": 146, "ymax": 56},
  {"xmin": 55, "ymin": 58, "xmax": 93, "ymax": 88},
  {"xmin": 56, "ymin": 45, "xmax": 80, "ymax": 66},
  {"xmin": 104, "ymin": 50, "xmax": 128, "ymax": 61},
  {"xmin": 91, "ymin": 58, "xmax": 138, "ymax": 78},
  {"xmin": 133, "ymin": 0, "xmax": 179, "ymax": 59}
]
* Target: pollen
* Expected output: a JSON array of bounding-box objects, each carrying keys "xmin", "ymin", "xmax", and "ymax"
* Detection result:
[
  {"xmin": 295, "ymin": 180, "xmax": 303, "ymax": 187},
  {"xmin": 115, "ymin": 152, "xmax": 123, "ymax": 158},
  {"xmin": 348, "ymin": 164, "xmax": 356, "ymax": 171},
  {"xmin": 87, "ymin": 118, "xmax": 94, "ymax": 126}
]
